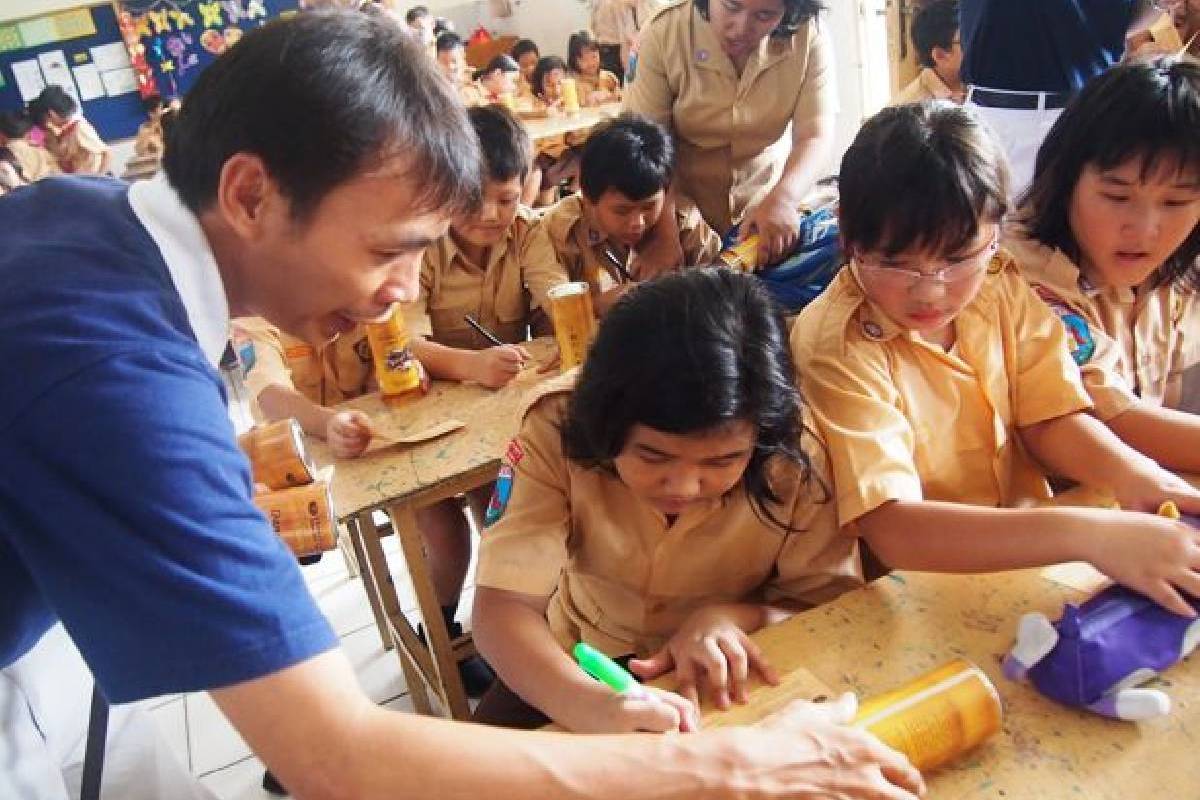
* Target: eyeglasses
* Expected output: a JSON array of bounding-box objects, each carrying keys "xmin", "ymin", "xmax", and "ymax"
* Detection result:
[{"xmin": 855, "ymin": 231, "xmax": 999, "ymax": 290}]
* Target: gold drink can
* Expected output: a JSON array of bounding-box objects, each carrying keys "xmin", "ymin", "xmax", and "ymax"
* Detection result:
[
  {"xmin": 853, "ymin": 659, "xmax": 1002, "ymax": 772},
  {"xmin": 254, "ymin": 481, "xmax": 338, "ymax": 558},
  {"xmin": 366, "ymin": 305, "xmax": 422, "ymax": 397},
  {"xmin": 717, "ymin": 235, "xmax": 760, "ymax": 271},
  {"xmin": 560, "ymin": 76, "xmax": 580, "ymax": 114},
  {"xmin": 237, "ymin": 418, "xmax": 315, "ymax": 490},
  {"xmin": 547, "ymin": 281, "xmax": 596, "ymax": 372}
]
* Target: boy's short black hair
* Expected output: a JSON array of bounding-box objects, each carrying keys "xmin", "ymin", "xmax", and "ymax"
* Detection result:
[
  {"xmin": 567, "ymin": 30, "xmax": 600, "ymax": 72},
  {"xmin": 511, "ymin": 38, "xmax": 539, "ymax": 61},
  {"xmin": 163, "ymin": 10, "xmax": 480, "ymax": 221},
  {"xmin": 531, "ymin": 55, "xmax": 567, "ymax": 97},
  {"xmin": 433, "ymin": 17, "xmax": 454, "ymax": 37},
  {"xmin": 1022, "ymin": 57, "xmax": 1200, "ymax": 289},
  {"xmin": 468, "ymin": 104, "xmax": 531, "ymax": 183},
  {"xmin": 839, "ymin": 102, "xmax": 1009, "ymax": 258},
  {"xmin": 562, "ymin": 267, "xmax": 824, "ymax": 529},
  {"xmin": 580, "ymin": 112, "xmax": 673, "ymax": 203},
  {"xmin": 476, "ymin": 53, "xmax": 519, "ymax": 80},
  {"xmin": 693, "ymin": 0, "xmax": 823, "ymax": 38},
  {"xmin": 436, "ymin": 31, "xmax": 463, "ymax": 53},
  {"xmin": 405, "ymin": 5, "xmax": 428, "ymax": 23},
  {"xmin": 28, "ymin": 85, "xmax": 78, "ymax": 124},
  {"xmin": 911, "ymin": 0, "xmax": 959, "ymax": 68},
  {"xmin": 0, "ymin": 110, "xmax": 33, "ymax": 140}
]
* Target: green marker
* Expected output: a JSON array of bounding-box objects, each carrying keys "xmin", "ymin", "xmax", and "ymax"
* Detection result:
[{"xmin": 573, "ymin": 642, "xmax": 648, "ymax": 699}]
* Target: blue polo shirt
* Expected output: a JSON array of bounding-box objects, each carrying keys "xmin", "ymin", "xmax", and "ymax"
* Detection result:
[
  {"xmin": 0, "ymin": 177, "xmax": 337, "ymax": 703},
  {"xmin": 961, "ymin": 0, "xmax": 1137, "ymax": 91}
]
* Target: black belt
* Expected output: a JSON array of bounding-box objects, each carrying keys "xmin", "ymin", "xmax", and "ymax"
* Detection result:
[{"xmin": 969, "ymin": 87, "xmax": 1073, "ymax": 110}]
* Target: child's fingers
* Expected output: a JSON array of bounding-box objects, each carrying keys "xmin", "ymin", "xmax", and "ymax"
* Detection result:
[
  {"xmin": 347, "ymin": 410, "xmax": 374, "ymax": 437},
  {"xmin": 717, "ymin": 636, "xmax": 750, "ymax": 705},
  {"xmin": 672, "ymin": 658, "xmax": 701, "ymax": 709},
  {"xmin": 628, "ymin": 649, "xmax": 673, "ymax": 680},
  {"xmin": 697, "ymin": 637, "xmax": 729, "ymax": 709},
  {"xmin": 625, "ymin": 693, "xmax": 683, "ymax": 733},
  {"xmin": 1146, "ymin": 579, "xmax": 1196, "ymax": 618},
  {"xmin": 743, "ymin": 636, "xmax": 780, "ymax": 687},
  {"xmin": 515, "ymin": 345, "xmax": 533, "ymax": 362},
  {"xmin": 645, "ymin": 688, "xmax": 701, "ymax": 733}
]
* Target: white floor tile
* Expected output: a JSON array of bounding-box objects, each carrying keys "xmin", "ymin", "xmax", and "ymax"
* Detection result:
[
  {"xmin": 340, "ymin": 624, "xmax": 408, "ymax": 704},
  {"xmin": 147, "ymin": 696, "xmax": 191, "ymax": 772},
  {"xmin": 188, "ymin": 692, "xmax": 252, "ymax": 776},
  {"xmin": 309, "ymin": 574, "xmax": 379, "ymax": 638},
  {"xmin": 199, "ymin": 756, "xmax": 283, "ymax": 800}
]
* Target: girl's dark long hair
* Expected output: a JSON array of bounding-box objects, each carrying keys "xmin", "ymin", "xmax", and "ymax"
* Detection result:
[
  {"xmin": 561, "ymin": 267, "xmax": 825, "ymax": 529},
  {"xmin": 1020, "ymin": 56, "xmax": 1200, "ymax": 290}
]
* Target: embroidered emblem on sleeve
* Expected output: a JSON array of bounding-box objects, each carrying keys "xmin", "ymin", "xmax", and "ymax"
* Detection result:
[
  {"xmin": 1034, "ymin": 285, "xmax": 1096, "ymax": 366},
  {"xmin": 484, "ymin": 438, "xmax": 525, "ymax": 527}
]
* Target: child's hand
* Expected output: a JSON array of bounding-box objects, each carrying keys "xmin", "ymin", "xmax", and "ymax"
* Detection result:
[
  {"xmin": 326, "ymin": 410, "xmax": 374, "ymax": 459},
  {"xmin": 629, "ymin": 606, "xmax": 780, "ymax": 711},
  {"xmin": 1086, "ymin": 510, "xmax": 1200, "ymax": 617},
  {"xmin": 537, "ymin": 347, "xmax": 561, "ymax": 374},
  {"xmin": 565, "ymin": 685, "xmax": 699, "ymax": 734},
  {"xmin": 1113, "ymin": 463, "xmax": 1200, "ymax": 514},
  {"xmin": 472, "ymin": 345, "xmax": 531, "ymax": 388}
]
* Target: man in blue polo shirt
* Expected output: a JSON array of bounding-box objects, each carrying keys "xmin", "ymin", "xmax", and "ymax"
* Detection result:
[
  {"xmin": 0, "ymin": 10, "xmax": 926, "ymax": 800},
  {"xmin": 960, "ymin": 0, "xmax": 1158, "ymax": 194}
]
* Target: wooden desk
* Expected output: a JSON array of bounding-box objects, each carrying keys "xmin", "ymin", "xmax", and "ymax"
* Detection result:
[
  {"xmin": 521, "ymin": 102, "xmax": 621, "ymax": 144},
  {"xmin": 308, "ymin": 337, "xmax": 559, "ymax": 720},
  {"xmin": 679, "ymin": 485, "xmax": 1199, "ymax": 798}
]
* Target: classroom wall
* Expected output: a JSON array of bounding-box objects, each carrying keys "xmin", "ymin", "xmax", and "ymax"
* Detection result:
[{"xmin": 0, "ymin": 0, "xmax": 91, "ymax": 23}]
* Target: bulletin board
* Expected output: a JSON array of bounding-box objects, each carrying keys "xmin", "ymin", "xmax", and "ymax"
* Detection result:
[{"xmin": 0, "ymin": 4, "xmax": 148, "ymax": 141}]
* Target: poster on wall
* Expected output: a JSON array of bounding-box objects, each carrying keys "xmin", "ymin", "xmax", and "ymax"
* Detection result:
[
  {"xmin": 37, "ymin": 49, "xmax": 79, "ymax": 101},
  {"xmin": 10, "ymin": 58, "xmax": 45, "ymax": 102},
  {"xmin": 120, "ymin": 0, "xmax": 298, "ymax": 100}
]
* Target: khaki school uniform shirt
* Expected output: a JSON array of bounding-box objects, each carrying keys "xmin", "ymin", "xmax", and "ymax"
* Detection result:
[
  {"xmin": 790, "ymin": 253, "xmax": 1093, "ymax": 528},
  {"xmin": 45, "ymin": 117, "xmax": 108, "ymax": 175},
  {"xmin": 408, "ymin": 206, "xmax": 568, "ymax": 350},
  {"xmin": 1010, "ymin": 234, "xmax": 1200, "ymax": 417},
  {"xmin": 475, "ymin": 375, "xmax": 864, "ymax": 657},
  {"xmin": 234, "ymin": 317, "xmax": 374, "ymax": 422},
  {"xmin": 6, "ymin": 139, "xmax": 59, "ymax": 181},
  {"xmin": 623, "ymin": 1, "xmax": 838, "ymax": 235},
  {"xmin": 540, "ymin": 193, "xmax": 721, "ymax": 297},
  {"xmin": 574, "ymin": 69, "xmax": 621, "ymax": 105},
  {"xmin": 892, "ymin": 67, "xmax": 964, "ymax": 105}
]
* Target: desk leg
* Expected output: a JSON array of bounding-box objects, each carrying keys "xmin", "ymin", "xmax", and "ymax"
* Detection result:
[
  {"xmin": 347, "ymin": 514, "xmax": 392, "ymax": 651},
  {"xmin": 338, "ymin": 526, "xmax": 361, "ymax": 579},
  {"xmin": 388, "ymin": 502, "xmax": 472, "ymax": 721}
]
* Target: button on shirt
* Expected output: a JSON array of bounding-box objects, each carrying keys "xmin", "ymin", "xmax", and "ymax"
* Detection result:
[
  {"xmin": 791, "ymin": 255, "xmax": 1093, "ymax": 527},
  {"xmin": 960, "ymin": 0, "xmax": 1137, "ymax": 91},
  {"xmin": 475, "ymin": 376, "xmax": 864, "ymax": 658},
  {"xmin": 623, "ymin": 1, "xmax": 838, "ymax": 234}
]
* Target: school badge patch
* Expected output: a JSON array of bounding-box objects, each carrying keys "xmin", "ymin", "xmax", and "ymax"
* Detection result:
[
  {"xmin": 484, "ymin": 439, "xmax": 526, "ymax": 526},
  {"xmin": 1034, "ymin": 285, "xmax": 1096, "ymax": 366}
]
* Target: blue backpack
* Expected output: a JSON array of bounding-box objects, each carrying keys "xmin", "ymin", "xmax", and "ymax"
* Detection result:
[{"xmin": 723, "ymin": 204, "xmax": 843, "ymax": 313}]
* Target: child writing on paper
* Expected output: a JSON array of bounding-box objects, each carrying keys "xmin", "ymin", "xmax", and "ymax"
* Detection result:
[
  {"xmin": 567, "ymin": 30, "xmax": 621, "ymax": 106},
  {"xmin": 541, "ymin": 112, "xmax": 720, "ymax": 314},
  {"xmin": 27, "ymin": 86, "xmax": 110, "ymax": 176},
  {"xmin": 791, "ymin": 102, "xmax": 1200, "ymax": 618},
  {"xmin": 472, "ymin": 268, "xmax": 864, "ymax": 733},
  {"xmin": 1011, "ymin": 57, "xmax": 1200, "ymax": 474}
]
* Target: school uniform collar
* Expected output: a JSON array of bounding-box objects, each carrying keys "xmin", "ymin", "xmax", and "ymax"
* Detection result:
[
  {"xmin": 128, "ymin": 173, "xmax": 230, "ymax": 368},
  {"xmin": 443, "ymin": 222, "xmax": 517, "ymax": 274},
  {"xmin": 689, "ymin": 4, "xmax": 806, "ymax": 80}
]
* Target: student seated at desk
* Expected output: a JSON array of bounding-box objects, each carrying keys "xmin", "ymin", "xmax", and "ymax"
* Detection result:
[
  {"xmin": 568, "ymin": 30, "xmax": 621, "ymax": 106},
  {"xmin": 530, "ymin": 55, "xmax": 585, "ymax": 204},
  {"xmin": 436, "ymin": 31, "xmax": 481, "ymax": 105},
  {"xmin": 892, "ymin": 0, "xmax": 965, "ymax": 105},
  {"xmin": 791, "ymin": 102, "xmax": 1200, "ymax": 618},
  {"xmin": 471, "ymin": 268, "xmax": 864, "ymax": 732},
  {"xmin": 0, "ymin": 110, "xmax": 58, "ymax": 183},
  {"xmin": 541, "ymin": 112, "xmax": 720, "ymax": 314},
  {"xmin": 1011, "ymin": 58, "xmax": 1200, "ymax": 473},
  {"xmin": 27, "ymin": 85, "xmax": 110, "ymax": 176},
  {"xmin": 511, "ymin": 38, "xmax": 540, "ymax": 101},
  {"xmin": 474, "ymin": 54, "xmax": 520, "ymax": 105}
]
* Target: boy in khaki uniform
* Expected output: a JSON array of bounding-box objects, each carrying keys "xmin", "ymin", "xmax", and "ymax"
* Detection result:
[
  {"xmin": 1012, "ymin": 57, "xmax": 1200, "ymax": 476},
  {"xmin": 892, "ymin": 1, "xmax": 965, "ymax": 105},
  {"xmin": 541, "ymin": 113, "xmax": 720, "ymax": 314},
  {"xmin": 793, "ymin": 104, "xmax": 1200, "ymax": 619},
  {"xmin": 472, "ymin": 268, "xmax": 863, "ymax": 734},
  {"xmin": 623, "ymin": 0, "xmax": 837, "ymax": 246},
  {"xmin": 29, "ymin": 86, "xmax": 110, "ymax": 176},
  {"xmin": 233, "ymin": 316, "xmax": 378, "ymax": 458}
]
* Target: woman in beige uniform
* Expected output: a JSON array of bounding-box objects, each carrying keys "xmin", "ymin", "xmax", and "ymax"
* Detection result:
[{"xmin": 623, "ymin": 0, "xmax": 837, "ymax": 264}]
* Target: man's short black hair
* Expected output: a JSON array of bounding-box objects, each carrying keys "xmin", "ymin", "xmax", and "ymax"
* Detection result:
[
  {"xmin": 405, "ymin": 4, "xmax": 428, "ymax": 23},
  {"xmin": 580, "ymin": 112, "xmax": 673, "ymax": 203},
  {"xmin": 468, "ymin": 105, "xmax": 531, "ymax": 183},
  {"xmin": 436, "ymin": 30, "xmax": 462, "ymax": 53},
  {"xmin": 163, "ymin": 10, "xmax": 480, "ymax": 221},
  {"xmin": 911, "ymin": 0, "xmax": 959, "ymax": 68},
  {"xmin": 511, "ymin": 38, "xmax": 539, "ymax": 61}
]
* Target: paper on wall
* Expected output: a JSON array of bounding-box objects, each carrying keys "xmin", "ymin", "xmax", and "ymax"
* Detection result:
[
  {"xmin": 90, "ymin": 41, "xmax": 132, "ymax": 72},
  {"xmin": 37, "ymin": 50, "xmax": 78, "ymax": 101},
  {"xmin": 73, "ymin": 63, "xmax": 105, "ymax": 101},
  {"xmin": 11, "ymin": 59, "xmax": 46, "ymax": 103},
  {"xmin": 100, "ymin": 67, "xmax": 138, "ymax": 96}
]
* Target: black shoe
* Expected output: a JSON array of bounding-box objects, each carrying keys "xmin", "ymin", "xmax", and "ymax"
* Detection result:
[
  {"xmin": 416, "ymin": 620, "xmax": 496, "ymax": 699},
  {"xmin": 262, "ymin": 769, "xmax": 287, "ymax": 796}
]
